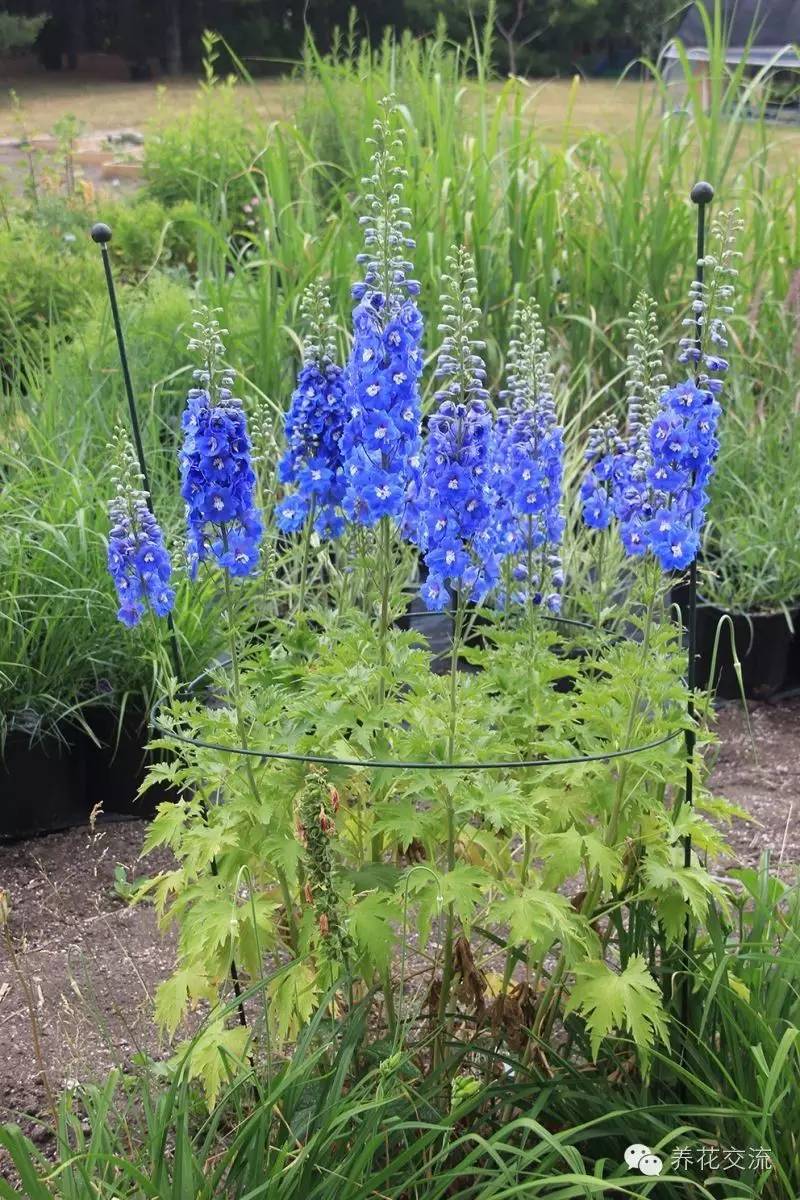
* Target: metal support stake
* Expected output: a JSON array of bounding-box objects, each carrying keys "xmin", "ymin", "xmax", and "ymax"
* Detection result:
[
  {"xmin": 680, "ymin": 181, "xmax": 713, "ymax": 1047},
  {"xmin": 91, "ymin": 222, "xmax": 185, "ymax": 682},
  {"xmin": 91, "ymin": 223, "xmax": 248, "ymax": 1030}
]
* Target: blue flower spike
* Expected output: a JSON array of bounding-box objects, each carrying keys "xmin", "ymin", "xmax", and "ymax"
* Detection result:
[
  {"xmin": 276, "ymin": 282, "xmax": 347, "ymax": 541},
  {"xmin": 107, "ymin": 426, "xmax": 175, "ymax": 627},
  {"xmin": 414, "ymin": 246, "xmax": 497, "ymax": 609},
  {"xmin": 179, "ymin": 308, "xmax": 263, "ymax": 579},
  {"xmin": 492, "ymin": 299, "xmax": 565, "ymax": 612},
  {"xmin": 580, "ymin": 206, "xmax": 742, "ymax": 575},
  {"xmin": 340, "ymin": 97, "xmax": 424, "ymax": 531}
]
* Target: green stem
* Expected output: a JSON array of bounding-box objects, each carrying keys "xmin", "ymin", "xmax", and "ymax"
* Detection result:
[
  {"xmin": 371, "ymin": 516, "xmax": 393, "ymax": 863},
  {"xmin": 601, "ymin": 558, "xmax": 661, "ymax": 856},
  {"xmin": 525, "ymin": 515, "xmax": 536, "ymax": 709},
  {"xmin": 527, "ymin": 557, "xmax": 663, "ymax": 1057},
  {"xmin": 377, "ymin": 516, "xmax": 392, "ymax": 707},
  {"xmin": 595, "ymin": 530, "xmax": 606, "ymax": 629},
  {"xmin": 520, "ymin": 830, "xmax": 532, "ymax": 887},
  {"xmin": 436, "ymin": 589, "xmax": 466, "ymax": 1045},
  {"xmin": 221, "ymin": 545, "xmax": 298, "ymax": 950},
  {"xmin": 297, "ymin": 498, "xmax": 317, "ymax": 616}
]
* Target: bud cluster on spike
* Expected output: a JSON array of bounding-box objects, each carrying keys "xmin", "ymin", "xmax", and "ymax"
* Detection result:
[
  {"xmin": 179, "ymin": 308, "xmax": 262, "ymax": 578},
  {"xmin": 276, "ymin": 282, "xmax": 348, "ymax": 541},
  {"xmin": 414, "ymin": 248, "xmax": 497, "ymax": 610},
  {"xmin": 295, "ymin": 769, "xmax": 349, "ymax": 958},
  {"xmin": 351, "ymin": 96, "xmax": 421, "ymax": 310},
  {"xmin": 678, "ymin": 209, "xmax": 743, "ymax": 392},
  {"xmin": 491, "ymin": 301, "xmax": 565, "ymax": 612},
  {"xmin": 609, "ymin": 293, "xmax": 670, "ymax": 556},
  {"xmin": 340, "ymin": 99, "xmax": 424, "ymax": 529},
  {"xmin": 106, "ymin": 426, "xmax": 174, "ymax": 627},
  {"xmin": 499, "ymin": 298, "xmax": 554, "ymax": 410},
  {"xmin": 624, "ymin": 292, "xmax": 668, "ymax": 435}
]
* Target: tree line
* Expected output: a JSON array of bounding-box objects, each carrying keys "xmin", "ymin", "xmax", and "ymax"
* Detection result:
[{"xmin": 3, "ymin": 0, "xmax": 684, "ymax": 78}]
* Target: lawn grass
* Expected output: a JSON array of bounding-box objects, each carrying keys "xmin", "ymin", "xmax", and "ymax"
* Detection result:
[
  {"xmin": 0, "ymin": 74, "xmax": 298, "ymax": 138},
  {"xmin": 5, "ymin": 69, "xmax": 800, "ymax": 159}
]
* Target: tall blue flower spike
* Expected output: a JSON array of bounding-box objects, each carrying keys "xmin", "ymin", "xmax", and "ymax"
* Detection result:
[
  {"xmin": 600, "ymin": 213, "xmax": 740, "ymax": 572},
  {"xmin": 651, "ymin": 211, "xmax": 743, "ymax": 564},
  {"xmin": 608, "ymin": 293, "xmax": 673, "ymax": 560},
  {"xmin": 276, "ymin": 282, "xmax": 347, "ymax": 541},
  {"xmin": 340, "ymin": 98, "xmax": 424, "ymax": 529},
  {"xmin": 414, "ymin": 247, "xmax": 497, "ymax": 610},
  {"xmin": 580, "ymin": 416, "xmax": 625, "ymax": 532},
  {"xmin": 179, "ymin": 309, "xmax": 262, "ymax": 579},
  {"xmin": 107, "ymin": 426, "xmax": 175, "ymax": 627},
  {"xmin": 491, "ymin": 300, "xmax": 565, "ymax": 612}
]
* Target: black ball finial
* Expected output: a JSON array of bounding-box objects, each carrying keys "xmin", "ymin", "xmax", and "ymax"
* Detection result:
[
  {"xmin": 90, "ymin": 222, "xmax": 113, "ymax": 244},
  {"xmin": 690, "ymin": 181, "xmax": 714, "ymax": 205}
]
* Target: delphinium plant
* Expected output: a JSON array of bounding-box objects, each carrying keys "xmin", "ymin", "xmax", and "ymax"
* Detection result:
[{"xmin": 121, "ymin": 133, "xmax": 735, "ymax": 1105}]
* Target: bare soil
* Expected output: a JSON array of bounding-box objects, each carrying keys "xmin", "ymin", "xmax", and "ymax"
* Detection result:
[
  {"xmin": 1, "ymin": 698, "xmax": 798, "ymax": 1153},
  {"xmin": 0, "ymin": 821, "xmax": 180, "ymax": 1133},
  {"xmin": 711, "ymin": 698, "xmax": 800, "ymax": 876}
]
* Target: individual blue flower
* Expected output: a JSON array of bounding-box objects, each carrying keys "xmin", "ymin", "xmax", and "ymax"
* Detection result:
[
  {"xmin": 276, "ymin": 282, "xmax": 347, "ymax": 540},
  {"xmin": 413, "ymin": 247, "xmax": 498, "ymax": 606},
  {"xmin": 580, "ymin": 417, "xmax": 623, "ymax": 532},
  {"xmin": 646, "ymin": 507, "xmax": 699, "ymax": 571},
  {"xmin": 106, "ymin": 427, "xmax": 174, "ymax": 627},
  {"xmin": 492, "ymin": 300, "xmax": 565, "ymax": 611},
  {"xmin": 179, "ymin": 311, "xmax": 262, "ymax": 579},
  {"xmin": 340, "ymin": 100, "xmax": 424, "ymax": 530}
]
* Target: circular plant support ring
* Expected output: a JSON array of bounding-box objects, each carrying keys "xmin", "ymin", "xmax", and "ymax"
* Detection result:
[{"xmin": 151, "ymin": 612, "xmax": 684, "ymax": 771}]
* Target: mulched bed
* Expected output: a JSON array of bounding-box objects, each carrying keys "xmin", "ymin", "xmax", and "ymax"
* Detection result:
[{"xmin": 1, "ymin": 697, "xmax": 798, "ymax": 1157}]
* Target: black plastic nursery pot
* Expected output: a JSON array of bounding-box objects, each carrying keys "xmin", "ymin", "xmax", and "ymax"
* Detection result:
[
  {"xmin": 82, "ymin": 705, "xmax": 179, "ymax": 819},
  {"xmin": 0, "ymin": 728, "xmax": 89, "ymax": 841},
  {"xmin": 692, "ymin": 603, "xmax": 793, "ymax": 700},
  {"xmin": 784, "ymin": 605, "xmax": 800, "ymax": 692},
  {"xmin": 0, "ymin": 708, "xmax": 178, "ymax": 841}
]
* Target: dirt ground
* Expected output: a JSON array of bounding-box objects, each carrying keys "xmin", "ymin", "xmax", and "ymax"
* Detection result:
[{"xmin": 1, "ymin": 697, "xmax": 798, "ymax": 1147}]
